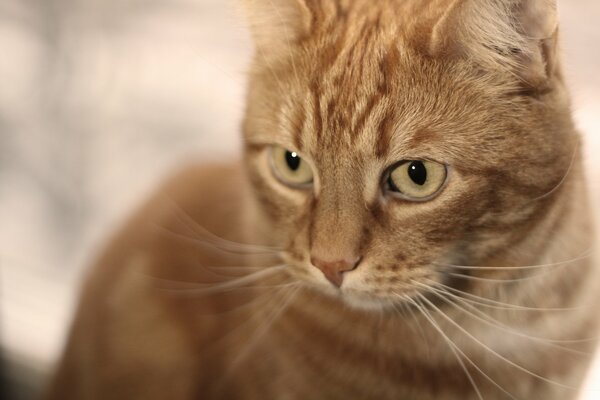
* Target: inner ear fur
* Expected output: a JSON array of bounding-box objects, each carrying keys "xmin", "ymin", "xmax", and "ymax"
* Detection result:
[{"xmin": 429, "ymin": 0, "xmax": 559, "ymax": 91}]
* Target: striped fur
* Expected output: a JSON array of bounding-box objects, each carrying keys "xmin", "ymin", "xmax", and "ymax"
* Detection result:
[{"xmin": 46, "ymin": 1, "xmax": 598, "ymax": 399}]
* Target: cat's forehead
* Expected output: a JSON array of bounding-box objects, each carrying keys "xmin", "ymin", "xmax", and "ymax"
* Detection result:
[
  {"xmin": 246, "ymin": 0, "xmax": 531, "ymax": 172},
  {"xmin": 276, "ymin": 5, "xmax": 499, "ymax": 161},
  {"xmin": 285, "ymin": 46, "xmax": 492, "ymax": 166}
]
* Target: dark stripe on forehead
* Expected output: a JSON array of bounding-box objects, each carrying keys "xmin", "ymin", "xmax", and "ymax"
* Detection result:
[
  {"xmin": 352, "ymin": 87, "xmax": 385, "ymax": 143},
  {"xmin": 380, "ymin": 44, "xmax": 400, "ymax": 90},
  {"xmin": 407, "ymin": 128, "xmax": 439, "ymax": 149},
  {"xmin": 319, "ymin": 33, "xmax": 347, "ymax": 73},
  {"xmin": 376, "ymin": 113, "xmax": 394, "ymax": 158},
  {"xmin": 369, "ymin": 45, "xmax": 400, "ymax": 152},
  {"xmin": 310, "ymin": 81, "xmax": 323, "ymax": 141},
  {"xmin": 351, "ymin": 18, "xmax": 384, "ymax": 121}
]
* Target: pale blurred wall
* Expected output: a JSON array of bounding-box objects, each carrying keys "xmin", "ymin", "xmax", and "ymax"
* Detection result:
[
  {"xmin": 0, "ymin": 0, "xmax": 251, "ymax": 397},
  {"xmin": 0, "ymin": 0, "xmax": 598, "ymax": 399}
]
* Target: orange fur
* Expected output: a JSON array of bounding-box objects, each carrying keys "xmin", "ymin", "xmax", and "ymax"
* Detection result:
[{"xmin": 46, "ymin": 1, "xmax": 599, "ymax": 399}]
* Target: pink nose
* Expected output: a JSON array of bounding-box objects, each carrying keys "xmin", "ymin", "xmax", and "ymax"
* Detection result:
[{"xmin": 310, "ymin": 256, "xmax": 360, "ymax": 287}]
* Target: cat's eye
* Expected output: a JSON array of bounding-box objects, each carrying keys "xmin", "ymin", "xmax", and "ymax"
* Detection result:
[
  {"xmin": 269, "ymin": 145, "xmax": 314, "ymax": 187},
  {"xmin": 386, "ymin": 160, "xmax": 447, "ymax": 200}
]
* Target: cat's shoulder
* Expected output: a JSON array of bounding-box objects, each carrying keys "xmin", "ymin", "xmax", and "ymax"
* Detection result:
[
  {"xmin": 81, "ymin": 162, "xmax": 246, "ymax": 299},
  {"xmin": 46, "ymin": 163, "xmax": 245, "ymax": 400}
]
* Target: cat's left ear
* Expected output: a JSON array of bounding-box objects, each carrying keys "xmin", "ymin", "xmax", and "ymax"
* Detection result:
[
  {"xmin": 242, "ymin": 0, "xmax": 312, "ymax": 57},
  {"xmin": 430, "ymin": 0, "xmax": 559, "ymax": 90}
]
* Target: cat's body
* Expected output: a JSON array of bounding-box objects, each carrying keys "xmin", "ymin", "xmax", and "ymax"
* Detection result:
[{"xmin": 47, "ymin": 0, "xmax": 599, "ymax": 399}]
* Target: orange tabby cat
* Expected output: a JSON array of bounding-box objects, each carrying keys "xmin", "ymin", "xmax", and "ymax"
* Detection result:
[{"xmin": 46, "ymin": 0, "xmax": 599, "ymax": 399}]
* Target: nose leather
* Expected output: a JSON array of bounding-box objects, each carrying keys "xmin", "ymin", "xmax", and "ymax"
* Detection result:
[{"xmin": 311, "ymin": 257, "xmax": 360, "ymax": 287}]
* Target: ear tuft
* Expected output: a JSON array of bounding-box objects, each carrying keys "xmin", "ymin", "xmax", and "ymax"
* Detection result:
[
  {"xmin": 430, "ymin": 0, "xmax": 559, "ymax": 89},
  {"xmin": 242, "ymin": 0, "xmax": 312, "ymax": 55}
]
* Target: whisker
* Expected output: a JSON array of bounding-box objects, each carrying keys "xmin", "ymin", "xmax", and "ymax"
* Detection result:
[
  {"xmin": 442, "ymin": 271, "xmax": 554, "ymax": 283},
  {"xmin": 391, "ymin": 292, "xmax": 428, "ymax": 343},
  {"xmin": 433, "ymin": 248, "xmax": 593, "ymax": 271},
  {"xmin": 203, "ymin": 265, "xmax": 265, "ymax": 272},
  {"xmin": 183, "ymin": 264, "xmax": 267, "ymax": 281},
  {"xmin": 422, "ymin": 278, "xmax": 582, "ymax": 312},
  {"xmin": 154, "ymin": 224, "xmax": 282, "ymax": 256},
  {"xmin": 222, "ymin": 285, "xmax": 301, "ymax": 382},
  {"xmin": 147, "ymin": 265, "xmax": 286, "ymax": 295},
  {"xmin": 411, "ymin": 296, "xmax": 522, "ymax": 400},
  {"xmin": 193, "ymin": 282, "xmax": 299, "ymax": 317},
  {"xmin": 422, "ymin": 279, "xmax": 598, "ymax": 343},
  {"xmin": 415, "ymin": 293, "xmax": 577, "ymax": 390},
  {"xmin": 201, "ymin": 282, "xmax": 301, "ymax": 384},
  {"xmin": 407, "ymin": 298, "xmax": 486, "ymax": 400},
  {"xmin": 414, "ymin": 281, "xmax": 590, "ymax": 355},
  {"xmin": 161, "ymin": 196, "xmax": 282, "ymax": 254}
]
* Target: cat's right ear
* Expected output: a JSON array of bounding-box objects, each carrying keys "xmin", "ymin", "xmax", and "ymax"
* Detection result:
[
  {"xmin": 429, "ymin": 0, "xmax": 559, "ymax": 91},
  {"xmin": 242, "ymin": 0, "xmax": 313, "ymax": 55}
]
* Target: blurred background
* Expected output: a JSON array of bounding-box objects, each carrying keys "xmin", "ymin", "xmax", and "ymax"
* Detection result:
[{"xmin": 0, "ymin": 0, "xmax": 598, "ymax": 399}]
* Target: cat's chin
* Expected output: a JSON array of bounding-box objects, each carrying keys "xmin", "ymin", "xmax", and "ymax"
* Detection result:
[
  {"xmin": 340, "ymin": 293, "xmax": 393, "ymax": 312},
  {"xmin": 303, "ymin": 281, "xmax": 399, "ymax": 313}
]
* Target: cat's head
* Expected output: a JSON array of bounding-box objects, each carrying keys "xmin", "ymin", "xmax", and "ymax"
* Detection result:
[{"xmin": 241, "ymin": 0, "xmax": 577, "ymax": 309}]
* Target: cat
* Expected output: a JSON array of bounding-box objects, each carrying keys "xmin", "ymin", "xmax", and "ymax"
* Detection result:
[{"xmin": 45, "ymin": 0, "xmax": 599, "ymax": 399}]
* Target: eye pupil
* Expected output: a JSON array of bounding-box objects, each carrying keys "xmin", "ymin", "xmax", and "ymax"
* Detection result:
[
  {"xmin": 408, "ymin": 161, "xmax": 427, "ymax": 185},
  {"xmin": 285, "ymin": 151, "xmax": 301, "ymax": 171}
]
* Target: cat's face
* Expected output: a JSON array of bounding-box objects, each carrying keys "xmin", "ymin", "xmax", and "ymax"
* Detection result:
[{"xmin": 243, "ymin": 0, "xmax": 575, "ymax": 309}]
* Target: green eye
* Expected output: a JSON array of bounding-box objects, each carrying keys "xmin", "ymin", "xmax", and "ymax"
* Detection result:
[
  {"xmin": 387, "ymin": 160, "xmax": 447, "ymax": 200},
  {"xmin": 270, "ymin": 145, "xmax": 314, "ymax": 187}
]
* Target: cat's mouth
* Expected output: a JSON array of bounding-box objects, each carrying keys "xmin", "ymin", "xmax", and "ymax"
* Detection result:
[
  {"xmin": 292, "ymin": 278, "xmax": 394, "ymax": 311},
  {"xmin": 341, "ymin": 286, "xmax": 429, "ymax": 312},
  {"xmin": 287, "ymin": 269, "xmax": 424, "ymax": 312},
  {"xmin": 280, "ymin": 253, "xmax": 438, "ymax": 311}
]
